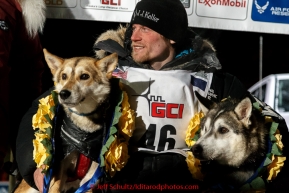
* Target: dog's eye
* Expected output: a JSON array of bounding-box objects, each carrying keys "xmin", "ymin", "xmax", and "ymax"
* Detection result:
[
  {"xmin": 62, "ymin": 74, "xmax": 67, "ymax": 80},
  {"xmin": 80, "ymin": 74, "xmax": 90, "ymax": 80},
  {"xmin": 219, "ymin": 127, "xmax": 229, "ymax": 134}
]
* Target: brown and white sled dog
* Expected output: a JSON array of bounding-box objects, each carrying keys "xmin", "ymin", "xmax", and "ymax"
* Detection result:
[
  {"xmin": 191, "ymin": 92, "xmax": 269, "ymax": 191},
  {"xmin": 15, "ymin": 49, "xmax": 118, "ymax": 193}
]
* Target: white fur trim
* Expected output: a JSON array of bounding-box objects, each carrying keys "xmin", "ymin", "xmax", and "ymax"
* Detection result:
[{"xmin": 18, "ymin": 0, "xmax": 46, "ymax": 37}]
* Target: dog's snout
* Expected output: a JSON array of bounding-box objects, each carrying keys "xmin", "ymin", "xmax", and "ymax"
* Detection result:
[
  {"xmin": 59, "ymin": 90, "xmax": 71, "ymax": 100},
  {"xmin": 191, "ymin": 144, "xmax": 203, "ymax": 158}
]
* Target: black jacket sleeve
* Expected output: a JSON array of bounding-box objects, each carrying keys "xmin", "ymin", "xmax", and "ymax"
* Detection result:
[{"xmin": 16, "ymin": 87, "xmax": 55, "ymax": 190}]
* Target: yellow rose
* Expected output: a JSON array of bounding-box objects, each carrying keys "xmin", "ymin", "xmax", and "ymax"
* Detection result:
[
  {"xmin": 267, "ymin": 155, "xmax": 286, "ymax": 180},
  {"xmin": 186, "ymin": 151, "xmax": 203, "ymax": 181},
  {"xmin": 275, "ymin": 133, "xmax": 284, "ymax": 150},
  {"xmin": 185, "ymin": 112, "xmax": 204, "ymax": 147},
  {"xmin": 33, "ymin": 133, "xmax": 50, "ymax": 168},
  {"xmin": 119, "ymin": 92, "xmax": 135, "ymax": 138},
  {"xmin": 105, "ymin": 138, "xmax": 129, "ymax": 177},
  {"xmin": 32, "ymin": 94, "xmax": 55, "ymax": 131}
]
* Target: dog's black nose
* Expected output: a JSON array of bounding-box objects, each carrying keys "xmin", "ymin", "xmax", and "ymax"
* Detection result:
[
  {"xmin": 191, "ymin": 144, "xmax": 203, "ymax": 158},
  {"xmin": 59, "ymin": 90, "xmax": 71, "ymax": 100}
]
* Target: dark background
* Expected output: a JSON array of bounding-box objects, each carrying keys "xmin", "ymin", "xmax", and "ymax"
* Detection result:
[{"xmin": 39, "ymin": 19, "xmax": 289, "ymax": 92}]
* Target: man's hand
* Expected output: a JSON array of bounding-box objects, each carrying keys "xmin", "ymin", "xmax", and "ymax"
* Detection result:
[{"xmin": 33, "ymin": 166, "xmax": 45, "ymax": 193}]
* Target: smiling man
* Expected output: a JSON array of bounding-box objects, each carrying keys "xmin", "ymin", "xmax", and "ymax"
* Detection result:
[{"xmin": 130, "ymin": 24, "xmax": 175, "ymax": 70}]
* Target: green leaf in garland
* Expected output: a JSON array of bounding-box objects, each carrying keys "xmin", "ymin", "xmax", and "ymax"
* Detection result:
[
  {"xmin": 109, "ymin": 126, "xmax": 118, "ymax": 136},
  {"xmin": 100, "ymin": 146, "xmax": 109, "ymax": 167},
  {"xmin": 51, "ymin": 90, "xmax": 58, "ymax": 105},
  {"xmin": 44, "ymin": 114, "xmax": 52, "ymax": 126},
  {"xmin": 105, "ymin": 135, "xmax": 116, "ymax": 149},
  {"xmin": 100, "ymin": 155, "xmax": 105, "ymax": 167},
  {"xmin": 40, "ymin": 138, "xmax": 53, "ymax": 173},
  {"xmin": 256, "ymin": 166, "xmax": 266, "ymax": 175},
  {"xmin": 252, "ymin": 102, "xmax": 261, "ymax": 111},
  {"xmin": 43, "ymin": 154, "xmax": 52, "ymax": 166},
  {"xmin": 191, "ymin": 125, "xmax": 201, "ymax": 142},
  {"xmin": 266, "ymin": 152, "xmax": 273, "ymax": 158},
  {"xmin": 41, "ymin": 138, "xmax": 52, "ymax": 150},
  {"xmin": 250, "ymin": 177, "xmax": 266, "ymax": 190},
  {"xmin": 50, "ymin": 105, "xmax": 56, "ymax": 116},
  {"xmin": 269, "ymin": 122, "xmax": 278, "ymax": 136},
  {"xmin": 46, "ymin": 127, "xmax": 52, "ymax": 138},
  {"xmin": 239, "ymin": 183, "xmax": 251, "ymax": 191},
  {"xmin": 101, "ymin": 145, "xmax": 108, "ymax": 156},
  {"xmin": 111, "ymin": 92, "xmax": 123, "ymax": 126},
  {"xmin": 270, "ymin": 134, "xmax": 277, "ymax": 142},
  {"xmin": 271, "ymin": 143, "xmax": 282, "ymax": 155},
  {"xmin": 42, "ymin": 139, "xmax": 52, "ymax": 158},
  {"xmin": 112, "ymin": 106, "xmax": 122, "ymax": 125},
  {"xmin": 263, "ymin": 156, "xmax": 272, "ymax": 166},
  {"xmin": 192, "ymin": 133, "xmax": 200, "ymax": 141}
]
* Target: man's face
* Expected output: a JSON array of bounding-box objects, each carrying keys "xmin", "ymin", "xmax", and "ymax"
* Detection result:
[{"xmin": 131, "ymin": 24, "xmax": 175, "ymax": 69}]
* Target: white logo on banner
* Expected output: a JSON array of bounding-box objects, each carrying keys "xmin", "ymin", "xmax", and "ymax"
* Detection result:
[{"xmin": 254, "ymin": 0, "xmax": 269, "ymax": 14}]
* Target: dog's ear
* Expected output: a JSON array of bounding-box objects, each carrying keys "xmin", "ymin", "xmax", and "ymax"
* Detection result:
[
  {"xmin": 195, "ymin": 91, "xmax": 215, "ymax": 115},
  {"xmin": 43, "ymin": 48, "xmax": 64, "ymax": 75},
  {"xmin": 234, "ymin": 97, "xmax": 252, "ymax": 126},
  {"xmin": 96, "ymin": 52, "xmax": 118, "ymax": 79}
]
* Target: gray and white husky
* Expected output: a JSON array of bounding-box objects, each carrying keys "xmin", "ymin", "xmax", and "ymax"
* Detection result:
[{"xmin": 191, "ymin": 92, "xmax": 268, "ymax": 191}]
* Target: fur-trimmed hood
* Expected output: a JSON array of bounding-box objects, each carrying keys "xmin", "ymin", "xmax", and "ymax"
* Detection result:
[
  {"xmin": 94, "ymin": 25, "xmax": 222, "ymax": 71},
  {"xmin": 95, "ymin": 24, "xmax": 128, "ymax": 59},
  {"xmin": 18, "ymin": 0, "xmax": 46, "ymax": 37}
]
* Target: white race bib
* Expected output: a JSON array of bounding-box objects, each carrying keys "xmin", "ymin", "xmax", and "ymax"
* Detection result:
[{"xmin": 115, "ymin": 67, "xmax": 212, "ymax": 153}]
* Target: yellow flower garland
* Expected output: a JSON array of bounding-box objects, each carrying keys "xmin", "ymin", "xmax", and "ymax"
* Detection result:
[
  {"xmin": 265, "ymin": 120, "xmax": 286, "ymax": 181},
  {"xmin": 185, "ymin": 112, "xmax": 204, "ymax": 148},
  {"xmin": 185, "ymin": 111, "xmax": 204, "ymax": 181},
  {"xmin": 103, "ymin": 91, "xmax": 135, "ymax": 177},
  {"xmin": 32, "ymin": 89, "xmax": 135, "ymax": 176},
  {"xmin": 32, "ymin": 93, "xmax": 56, "ymax": 172},
  {"xmin": 32, "ymin": 95, "xmax": 55, "ymax": 131}
]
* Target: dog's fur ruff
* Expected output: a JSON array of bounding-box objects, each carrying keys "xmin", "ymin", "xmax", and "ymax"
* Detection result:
[
  {"xmin": 191, "ymin": 92, "xmax": 268, "ymax": 190},
  {"xmin": 14, "ymin": 49, "xmax": 118, "ymax": 193}
]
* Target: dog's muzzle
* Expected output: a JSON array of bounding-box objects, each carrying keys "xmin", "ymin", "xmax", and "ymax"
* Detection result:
[
  {"xmin": 59, "ymin": 90, "xmax": 71, "ymax": 100},
  {"xmin": 191, "ymin": 144, "xmax": 203, "ymax": 159}
]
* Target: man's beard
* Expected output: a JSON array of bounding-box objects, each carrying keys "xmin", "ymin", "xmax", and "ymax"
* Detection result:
[{"xmin": 131, "ymin": 49, "xmax": 149, "ymax": 64}]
